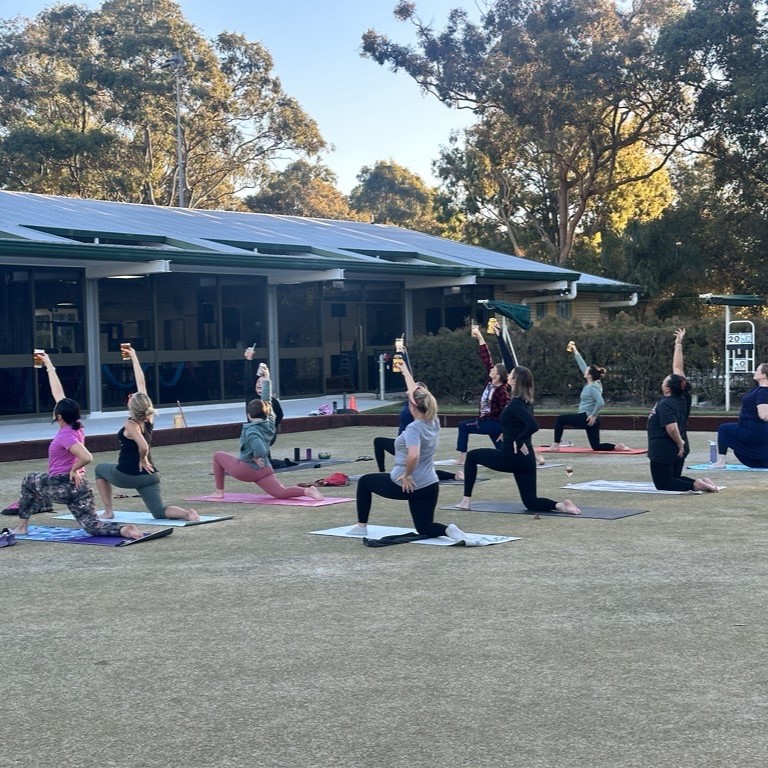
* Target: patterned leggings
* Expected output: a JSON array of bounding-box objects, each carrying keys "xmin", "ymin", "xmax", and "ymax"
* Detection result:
[{"xmin": 19, "ymin": 472, "xmax": 124, "ymax": 536}]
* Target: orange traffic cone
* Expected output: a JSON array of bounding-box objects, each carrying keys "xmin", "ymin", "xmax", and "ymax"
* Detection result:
[{"xmin": 349, "ymin": 395, "xmax": 358, "ymax": 412}]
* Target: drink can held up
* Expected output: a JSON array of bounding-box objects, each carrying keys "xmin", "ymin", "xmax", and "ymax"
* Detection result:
[
  {"xmin": 33, "ymin": 349, "xmax": 45, "ymax": 368},
  {"xmin": 120, "ymin": 342, "xmax": 132, "ymax": 360}
]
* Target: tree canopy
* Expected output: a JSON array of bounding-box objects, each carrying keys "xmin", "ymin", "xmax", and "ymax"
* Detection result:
[
  {"xmin": 0, "ymin": 0, "xmax": 325, "ymax": 207},
  {"xmin": 363, "ymin": 0, "xmax": 701, "ymax": 265}
]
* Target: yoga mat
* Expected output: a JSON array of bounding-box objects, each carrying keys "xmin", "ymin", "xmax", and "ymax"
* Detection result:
[
  {"xmin": 273, "ymin": 458, "xmax": 349, "ymax": 473},
  {"xmin": 185, "ymin": 493, "xmax": 353, "ymax": 506},
  {"xmin": 442, "ymin": 501, "xmax": 647, "ymax": 520},
  {"xmin": 55, "ymin": 511, "xmax": 233, "ymax": 527},
  {"xmin": 561, "ymin": 480, "xmax": 724, "ymax": 495},
  {"xmin": 15, "ymin": 525, "xmax": 173, "ymax": 546},
  {"xmin": 310, "ymin": 525, "xmax": 520, "ymax": 547},
  {"xmin": 539, "ymin": 446, "xmax": 647, "ymax": 455},
  {"xmin": 687, "ymin": 463, "xmax": 768, "ymax": 472},
  {"xmin": 345, "ymin": 474, "xmax": 488, "ymax": 485}
]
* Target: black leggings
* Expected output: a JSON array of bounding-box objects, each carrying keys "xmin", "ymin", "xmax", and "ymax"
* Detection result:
[
  {"xmin": 373, "ymin": 437, "xmax": 396, "ymax": 472},
  {"xmin": 554, "ymin": 412, "xmax": 615, "ymax": 451},
  {"xmin": 464, "ymin": 447, "xmax": 557, "ymax": 512},
  {"xmin": 649, "ymin": 459, "xmax": 695, "ymax": 492},
  {"xmin": 356, "ymin": 473, "xmax": 446, "ymax": 537}
]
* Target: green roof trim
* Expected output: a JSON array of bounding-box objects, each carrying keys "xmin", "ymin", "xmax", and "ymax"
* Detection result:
[{"xmin": 700, "ymin": 294, "xmax": 766, "ymax": 306}]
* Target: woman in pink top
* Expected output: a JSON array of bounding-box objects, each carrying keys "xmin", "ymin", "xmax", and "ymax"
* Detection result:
[{"xmin": 14, "ymin": 353, "xmax": 144, "ymax": 540}]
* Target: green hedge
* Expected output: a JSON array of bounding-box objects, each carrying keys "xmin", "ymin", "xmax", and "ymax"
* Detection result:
[{"xmin": 405, "ymin": 316, "xmax": 768, "ymax": 406}]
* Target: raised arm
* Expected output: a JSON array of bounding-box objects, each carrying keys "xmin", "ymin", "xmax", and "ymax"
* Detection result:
[
  {"xmin": 571, "ymin": 344, "xmax": 588, "ymax": 375},
  {"xmin": 39, "ymin": 352, "xmax": 66, "ymax": 403},
  {"xmin": 126, "ymin": 345, "xmax": 147, "ymax": 395},
  {"xmin": 399, "ymin": 347, "xmax": 420, "ymax": 398},
  {"xmin": 471, "ymin": 325, "xmax": 494, "ymax": 374},
  {"xmin": 492, "ymin": 325, "xmax": 515, "ymax": 371},
  {"xmin": 672, "ymin": 328, "xmax": 685, "ymax": 376}
]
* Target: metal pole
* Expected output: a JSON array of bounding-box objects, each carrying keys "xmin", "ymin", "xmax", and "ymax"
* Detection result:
[
  {"xmin": 378, "ymin": 354, "xmax": 386, "ymax": 400},
  {"xmin": 725, "ymin": 304, "xmax": 730, "ymax": 411},
  {"xmin": 174, "ymin": 70, "xmax": 185, "ymax": 208}
]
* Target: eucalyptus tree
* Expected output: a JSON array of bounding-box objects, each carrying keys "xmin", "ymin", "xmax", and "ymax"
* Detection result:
[
  {"xmin": 245, "ymin": 159, "xmax": 358, "ymax": 219},
  {"xmin": 363, "ymin": 0, "xmax": 701, "ymax": 265},
  {"xmin": 0, "ymin": 0, "xmax": 325, "ymax": 207}
]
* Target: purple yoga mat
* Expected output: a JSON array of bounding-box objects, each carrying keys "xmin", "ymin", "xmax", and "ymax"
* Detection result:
[{"xmin": 16, "ymin": 525, "xmax": 173, "ymax": 546}]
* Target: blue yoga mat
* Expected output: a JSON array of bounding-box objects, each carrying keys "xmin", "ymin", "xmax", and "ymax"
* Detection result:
[
  {"xmin": 687, "ymin": 463, "xmax": 768, "ymax": 471},
  {"xmin": 15, "ymin": 525, "xmax": 173, "ymax": 546}
]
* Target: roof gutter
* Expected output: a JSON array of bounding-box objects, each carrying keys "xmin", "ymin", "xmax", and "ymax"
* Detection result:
[{"xmin": 520, "ymin": 280, "xmax": 578, "ymax": 304}]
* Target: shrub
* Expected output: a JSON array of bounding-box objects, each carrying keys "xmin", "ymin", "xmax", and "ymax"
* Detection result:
[{"xmin": 405, "ymin": 315, "xmax": 768, "ymax": 407}]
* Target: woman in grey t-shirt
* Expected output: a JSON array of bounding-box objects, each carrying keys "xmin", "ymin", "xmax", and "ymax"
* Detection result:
[{"xmin": 347, "ymin": 360, "xmax": 468, "ymax": 543}]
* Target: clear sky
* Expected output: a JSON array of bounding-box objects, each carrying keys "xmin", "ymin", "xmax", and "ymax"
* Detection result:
[{"xmin": 6, "ymin": 0, "xmax": 479, "ymax": 193}]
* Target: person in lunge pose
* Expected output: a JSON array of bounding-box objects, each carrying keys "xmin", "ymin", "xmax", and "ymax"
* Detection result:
[
  {"xmin": 95, "ymin": 345, "xmax": 200, "ymax": 521},
  {"xmin": 15, "ymin": 352, "xmax": 143, "ymax": 539},
  {"xmin": 210, "ymin": 393, "xmax": 324, "ymax": 501},
  {"xmin": 709, "ymin": 363, "xmax": 768, "ymax": 468},
  {"xmin": 453, "ymin": 325, "xmax": 510, "ymax": 479},
  {"xmin": 348, "ymin": 359, "xmax": 468, "ymax": 542},
  {"xmin": 549, "ymin": 341, "xmax": 630, "ymax": 453},
  {"xmin": 455, "ymin": 366, "xmax": 581, "ymax": 515},
  {"xmin": 647, "ymin": 328, "xmax": 718, "ymax": 492}
]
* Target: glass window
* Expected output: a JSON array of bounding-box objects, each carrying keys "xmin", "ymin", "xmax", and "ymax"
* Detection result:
[
  {"xmin": 220, "ymin": 276, "xmax": 268, "ymax": 350},
  {"xmin": 556, "ymin": 300, "xmax": 572, "ymax": 320},
  {"xmin": 278, "ymin": 285, "xmax": 321, "ymax": 347},
  {"xmin": 99, "ymin": 276, "xmax": 154, "ymax": 353},
  {"xmin": 0, "ymin": 268, "xmax": 32, "ymax": 355},
  {"xmin": 536, "ymin": 303, "xmax": 548, "ymax": 319},
  {"xmin": 34, "ymin": 270, "xmax": 84, "ymax": 354},
  {"xmin": 156, "ymin": 360, "xmax": 221, "ymax": 406},
  {"xmin": 154, "ymin": 274, "xmax": 219, "ymax": 351}
]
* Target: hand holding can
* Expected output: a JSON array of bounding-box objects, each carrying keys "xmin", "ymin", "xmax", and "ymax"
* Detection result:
[
  {"xmin": 120, "ymin": 342, "xmax": 132, "ymax": 360},
  {"xmin": 33, "ymin": 349, "xmax": 45, "ymax": 368}
]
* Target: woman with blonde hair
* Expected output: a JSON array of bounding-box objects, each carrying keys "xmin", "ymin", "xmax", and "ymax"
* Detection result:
[
  {"xmin": 210, "ymin": 393, "xmax": 324, "ymax": 500},
  {"xmin": 347, "ymin": 355, "xmax": 469, "ymax": 542},
  {"xmin": 455, "ymin": 366, "xmax": 581, "ymax": 514},
  {"xmin": 95, "ymin": 346, "xmax": 200, "ymax": 521}
]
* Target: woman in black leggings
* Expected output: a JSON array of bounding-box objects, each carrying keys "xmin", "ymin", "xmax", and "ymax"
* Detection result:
[
  {"xmin": 455, "ymin": 366, "xmax": 581, "ymax": 514},
  {"xmin": 647, "ymin": 328, "xmax": 718, "ymax": 493},
  {"xmin": 348, "ymin": 363, "xmax": 467, "ymax": 542}
]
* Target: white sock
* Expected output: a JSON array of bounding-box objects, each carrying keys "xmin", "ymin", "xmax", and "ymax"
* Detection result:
[
  {"xmin": 348, "ymin": 524, "xmax": 368, "ymax": 536},
  {"xmin": 445, "ymin": 523, "xmax": 467, "ymax": 542}
]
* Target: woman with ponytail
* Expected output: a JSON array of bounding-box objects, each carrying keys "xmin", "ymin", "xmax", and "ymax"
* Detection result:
[
  {"xmin": 647, "ymin": 328, "xmax": 718, "ymax": 492},
  {"xmin": 210, "ymin": 395, "xmax": 324, "ymax": 501},
  {"xmin": 95, "ymin": 346, "xmax": 200, "ymax": 521},
  {"xmin": 347, "ymin": 352, "xmax": 469, "ymax": 543},
  {"xmin": 15, "ymin": 352, "xmax": 143, "ymax": 539},
  {"xmin": 549, "ymin": 341, "xmax": 630, "ymax": 452}
]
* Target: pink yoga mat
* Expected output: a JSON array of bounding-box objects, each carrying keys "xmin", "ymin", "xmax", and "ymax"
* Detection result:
[
  {"xmin": 185, "ymin": 493, "xmax": 353, "ymax": 506},
  {"xmin": 539, "ymin": 446, "xmax": 647, "ymax": 455}
]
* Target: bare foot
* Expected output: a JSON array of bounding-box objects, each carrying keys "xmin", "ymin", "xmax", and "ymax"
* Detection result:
[
  {"xmin": 549, "ymin": 444, "xmax": 560, "ymax": 452},
  {"xmin": 535, "ymin": 449, "xmax": 546, "ymax": 466},
  {"xmin": 614, "ymin": 443, "xmax": 631, "ymax": 451},
  {"xmin": 119, "ymin": 524, "xmax": 144, "ymax": 540},
  {"xmin": 305, "ymin": 486, "xmax": 324, "ymax": 501},
  {"xmin": 100, "ymin": 510, "xmax": 115, "ymax": 519},
  {"xmin": 183, "ymin": 508, "xmax": 200, "ymax": 521},
  {"xmin": 454, "ymin": 498, "xmax": 472, "ymax": 511},
  {"xmin": 208, "ymin": 490, "xmax": 225, "ymax": 499},
  {"xmin": 454, "ymin": 470, "xmax": 464, "ymax": 481},
  {"xmin": 557, "ymin": 499, "xmax": 581, "ymax": 515},
  {"xmin": 13, "ymin": 523, "xmax": 29, "ymax": 536},
  {"xmin": 708, "ymin": 462, "xmax": 726, "ymax": 470},
  {"xmin": 694, "ymin": 478, "xmax": 719, "ymax": 493}
]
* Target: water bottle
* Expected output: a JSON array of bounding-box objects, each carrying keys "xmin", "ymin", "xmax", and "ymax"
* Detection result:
[{"xmin": 709, "ymin": 441, "xmax": 717, "ymax": 463}]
